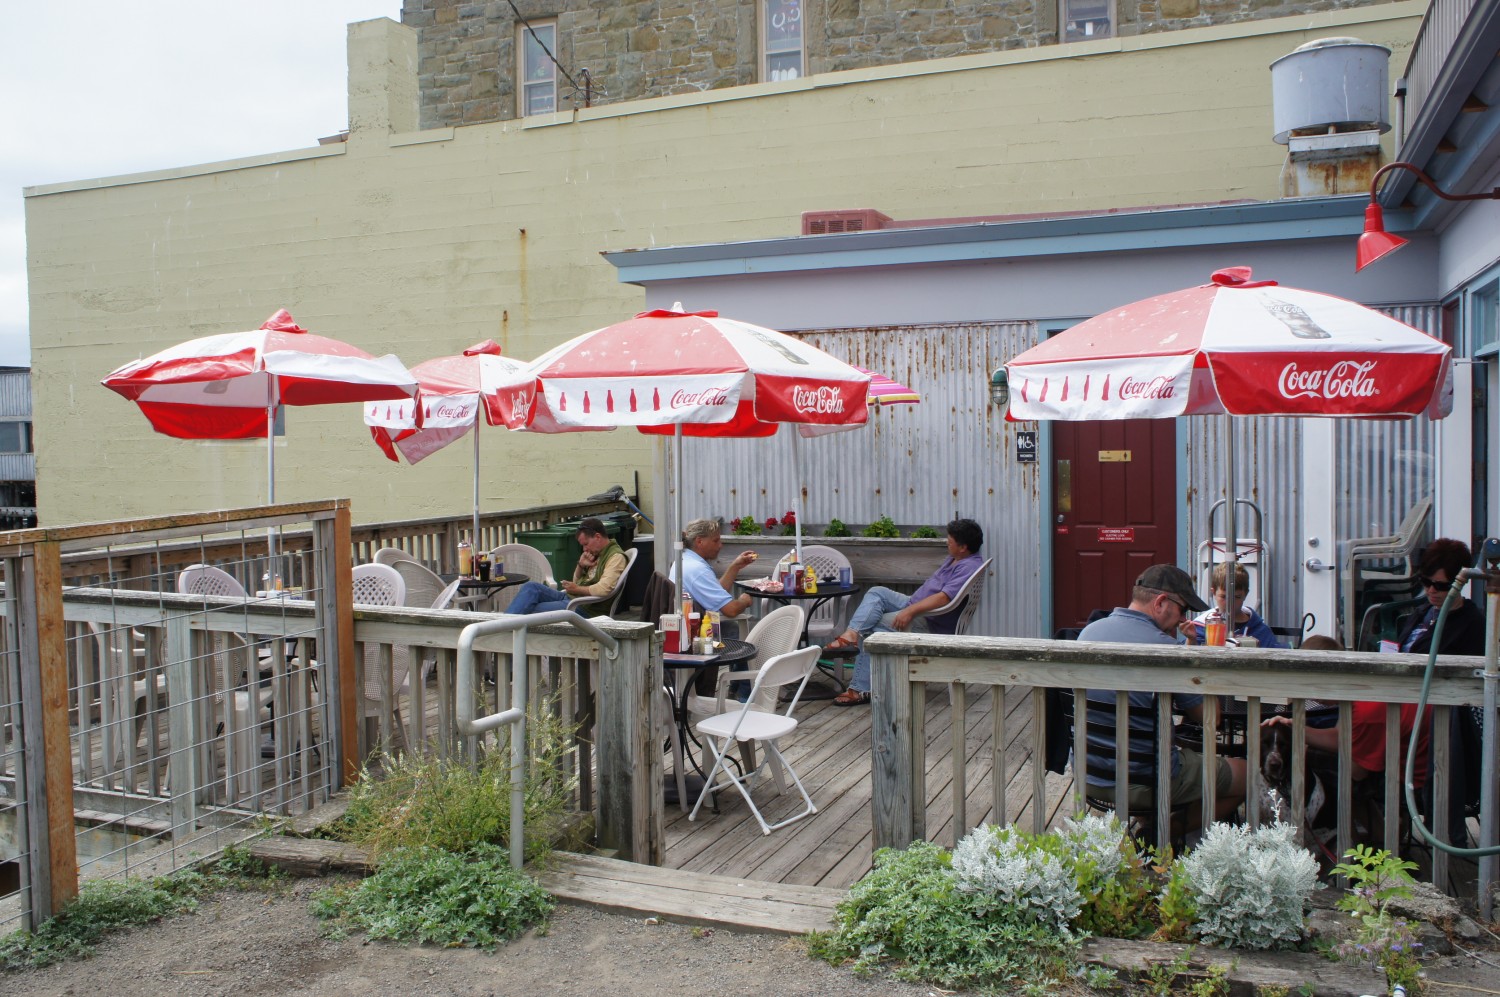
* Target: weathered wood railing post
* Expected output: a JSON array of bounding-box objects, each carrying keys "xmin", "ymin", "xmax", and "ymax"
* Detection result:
[
  {"xmin": 163, "ymin": 610, "xmax": 199, "ymax": 840},
  {"xmin": 870, "ymin": 638, "xmax": 921, "ymax": 850},
  {"xmin": 314, "ymin": 502, "xmax": 358, "ymax": 785},
  {"xmin": 595, "ymin": 623, "xmax": 663, "ymax": 864}
]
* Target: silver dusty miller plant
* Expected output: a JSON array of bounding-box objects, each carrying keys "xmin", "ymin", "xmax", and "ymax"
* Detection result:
[
  {"xmin": 1056, "ymin": 812, "xmax": 1126, "ymax": 882},
  {"xmin": 1179, "ymin": 820, "xmax": 1320, "ymax": 949},
  {"xmin": 951, "ymin": 824, "xmax": 1082, "ymax": 938}
]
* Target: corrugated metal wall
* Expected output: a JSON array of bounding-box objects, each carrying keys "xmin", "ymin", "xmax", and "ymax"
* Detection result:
[
  {"xmin": 681, "ymin": 322, "xmax": 1041, "ymax": 638},
  {"xmin": 686, "ymin": 306, "xmax": 1440, "ymax": 642},
  {"xmin": 1182, "ymin": 303, "xmax": 1441, "ymax": 637},
  {"xmin": 0, "ymin": 370, "xmax": 31, "ymax": 418}
]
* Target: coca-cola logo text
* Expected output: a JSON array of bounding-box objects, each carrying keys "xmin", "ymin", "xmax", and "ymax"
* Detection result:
[
  {"xmin": 427, "ymin": 401, "xmax": 471, "ymax": 421},
  {"xmin": 1277, "ymin": 360, "xmax": 1378, "ymax": 400},
  {"xmin": 670, "ymin": 387, "xmax": 730, "ymax": 408},
  {"xmin": 791, "ymin": 385, "xmax": 846, "ymax": 414},
  {"xmin": 1118, "ymin": 376, "xmax": 1176, "ymax": 400}
]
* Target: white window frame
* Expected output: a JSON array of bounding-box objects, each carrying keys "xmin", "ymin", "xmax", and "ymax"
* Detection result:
[
  {"xmin": 516, "ymin": 19, "xmax": 559, "ymax": 117},
  {"xmin": 1060, "ymin": 0, "xmax": 1115, "ymax": 42},
  {"xmin": 760, "ymin": 0, "xmax": 805, "ymax": 83}
]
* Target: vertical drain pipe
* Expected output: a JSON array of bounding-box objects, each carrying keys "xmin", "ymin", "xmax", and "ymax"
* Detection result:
[{"xmin": 454, "ymin": 612, "xmax": 619, "ymax": 869}]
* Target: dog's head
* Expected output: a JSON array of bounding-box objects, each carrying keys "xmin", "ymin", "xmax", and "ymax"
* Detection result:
[{"xmin": 1261, "ymin": 723, "xmax": 1293, "ymax": 786}]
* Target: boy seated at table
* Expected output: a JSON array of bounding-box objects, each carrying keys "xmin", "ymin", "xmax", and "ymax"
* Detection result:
[{"xmin": 1183, "ymin": 561, "xmax": 1282, "ymax": 648}]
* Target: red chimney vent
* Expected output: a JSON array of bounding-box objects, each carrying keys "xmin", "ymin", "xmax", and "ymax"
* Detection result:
[{"xmin": 801, "ymin": 209, "xmax": 891, "ymax": 236}]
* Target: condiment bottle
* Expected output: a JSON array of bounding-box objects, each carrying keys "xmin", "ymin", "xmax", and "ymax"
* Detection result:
[
  {"xmin": 804, "ymin": 566, "xmax": 817, "ymax": 594},
  {"xmin": 791, "ymin": 560, "xmax": 805, "ymax": 594},
  {"xmin": 457, "ymin": 531, "xmax": 474, "ymax": 577}
]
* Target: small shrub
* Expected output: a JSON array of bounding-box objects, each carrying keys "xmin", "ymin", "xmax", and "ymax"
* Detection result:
[
  {"xmin": 910, "ymin": 525, "xmax": 941, "ymax": 539},
  {"xmin": 1057, "ymin": 813, "xmax": 1157, "ymax": 939},
  {"xmin": 823, "ymin": 517, "xmax": 851, "ymax": 537},
  {"xmin": 810, "ymin": 841, "xmax": 1077, "ymax": 992},
  {"xmin": 311, "ymin": 844, "xmax": 551, "ymax": 948},
  {"xmin": 1180, "ymin": 822, "xmax": 1318, "ymax": 950},
  {"xmin": 338, "ymin": 697, "xmax": 577, "ymax": 860},
  {"xmin": 1153, "ymin": 848, "xmax": 1197, "ymax": 943},
  {"xmin": 1328, "ymin": 845, "xmax": 1423, "ymax": 993},
  {"xmin": 729, "ymin": 515, "xmax": 760, "ymax": 536},
  {"xmin": 952, "ymin": 824, "xmax": 1081, "ymax": 939},
  {"xmin": 0, "ymin": 874, "xmax": 208, "ymax": 969},
  {"xmin": 861, "ymin": 515, "xmax": 900, "ymax": 538}
]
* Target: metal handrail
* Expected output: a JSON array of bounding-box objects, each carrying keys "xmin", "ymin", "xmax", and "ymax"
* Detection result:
[{"xmin": 454, "ymin": 612, "xmax": 620, "ymax": 868}]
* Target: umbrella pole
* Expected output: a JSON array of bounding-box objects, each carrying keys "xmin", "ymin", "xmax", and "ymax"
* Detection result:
[
  {"xmin": 1224, "ymin": 415, "xmax": 1240, "ymax": 634},
  {"xmin": 792, "ymin": 428, "xmax": 804, "ymax": 563},
  {"xmin": 472, "ymin": 418, "xmax": 482, "ymax": 548},
  {"xmin": 674, "ymin": 424, "xmax": 686, "ymax": 619},
  {"xmin": 266, "ymin": 375, "xmax": 278, "ymax": 569}
]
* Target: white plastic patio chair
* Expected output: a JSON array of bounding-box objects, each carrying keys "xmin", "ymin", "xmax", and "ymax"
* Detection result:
[
  {"xmin": 914, "ymin": 557, "xmax": 992, "ymax": 636},
  {"xmin": 796, "ymin": 544, "xmax": 855, "ymax": 645},
  {"xmin": 352, "ymin": 562, "xmax": 405, "ymax": 606},
  {"xmin": 567, "ymin": 546, "xmax": 638, "ymax": 617},
  {"xmin": 689, "ymin": 645, "xmax": 822, "ymax": 834},
  {"xmin": 379, "ymin": 549, "xmax": 450, "ymax": 609},
  {"xmin": 177, "ymin": 563, "xmax": 249, "ymax": 598},
  {"xmin": 487, "ymin": 543, "xmax": 556, "ymax": 612}
]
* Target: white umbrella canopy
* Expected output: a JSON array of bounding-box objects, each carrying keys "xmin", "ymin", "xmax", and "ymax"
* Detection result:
[
  {"xmin": 103, "ymin": 309, "xmax": 418, "ymax": 505},
  {"xmin": 481, "ymin": 306, "xmax": 872, "ymax": 602},
  {"xmin": 365, "ymin": 339, "xmax": 527, "ymax": 543},
  {"xmin": 1004, "ymin": 266, "xmax": 1453, "ymax": 634}
]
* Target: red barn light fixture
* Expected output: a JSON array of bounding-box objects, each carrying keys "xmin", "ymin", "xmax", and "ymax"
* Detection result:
[{"xmin": 1357, "ymin": 160, "xmax": 1500, "ymax": 272}]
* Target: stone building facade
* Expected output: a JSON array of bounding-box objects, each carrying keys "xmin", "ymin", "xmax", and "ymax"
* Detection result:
[{"xmin": 402, "ymin": 0, "xmax": 1400, "ymax": 129}]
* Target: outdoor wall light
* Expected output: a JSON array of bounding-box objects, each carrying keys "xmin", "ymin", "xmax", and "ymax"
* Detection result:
[
  {"xmin": 989, "ymin": 367, "xmax": 1010, "ymax": 407},
  {"xmin": 1356, "ymin": 160, "xmax": 1500, "ymax": 272}
]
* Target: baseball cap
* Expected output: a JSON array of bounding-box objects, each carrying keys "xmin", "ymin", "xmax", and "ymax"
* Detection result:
[{"xmin": 1136, "ymin": 564, "xmax": 1209, "ymax": 612}]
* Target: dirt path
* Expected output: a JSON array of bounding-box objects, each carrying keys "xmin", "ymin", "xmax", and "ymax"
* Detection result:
[{"xmin": 4, "ymin": 878, "xmax": 930, "ymax": 997}]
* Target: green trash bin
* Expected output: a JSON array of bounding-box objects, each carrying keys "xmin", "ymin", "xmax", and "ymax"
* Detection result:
[{"xmin": 515, "ymin": 526, "xmax": 583, "ymax": 583}]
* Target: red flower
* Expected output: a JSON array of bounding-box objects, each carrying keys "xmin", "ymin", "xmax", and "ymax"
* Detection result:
[
  {"xmin": 765, "ymin": 516, "xmax": 779, "ymax": 530},
  {"xmin": 781, "ymin": 511, "xmax": 797, "ymax": 525},
  {"xmin": 730, "ymin": 517, "xmax": 742, "ymax": 530}
]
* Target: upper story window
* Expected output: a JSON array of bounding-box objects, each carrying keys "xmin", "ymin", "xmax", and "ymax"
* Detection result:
[
  {"xmin": 1061, "ymin": 0, "xmax": 1114, "ymax": 42},
  {"xmin": 1472, "ymin": 277, "xmax": 1498, "ymax": 354},
  {"xmin": 762, "ymin": 0, "xmax": 804, "ymax": 82},
  {"xmin": 517, "ymin": 19, "xmax": 559, "ymax": 116},
  {"xmin": 0, "ymin": 421, "xmax": 32, "ymax": 454}
]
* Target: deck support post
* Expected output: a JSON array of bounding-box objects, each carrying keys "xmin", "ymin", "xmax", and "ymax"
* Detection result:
[{"xmin": 871, "ymin": 645, "xmax": 920, "ymax": 850}]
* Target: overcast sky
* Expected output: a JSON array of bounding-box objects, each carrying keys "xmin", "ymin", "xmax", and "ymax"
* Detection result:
[{"xmin": 0, "ymin": 1, "xmax": 403, "ymax": 367}]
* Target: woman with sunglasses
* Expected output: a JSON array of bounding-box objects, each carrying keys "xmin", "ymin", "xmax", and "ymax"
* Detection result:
[{"xmin": 1396, "ymin": 538, "xmax": 1486, "ymax": 656}]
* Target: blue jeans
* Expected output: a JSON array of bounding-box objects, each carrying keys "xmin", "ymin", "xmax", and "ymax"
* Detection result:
[
  {"xmin": 848, "ymin": 586, "xmax": 930, "ymax": 693},
  {"xmin": 506, "ymin": 581, "xmax": 570, "ymax": 616}
]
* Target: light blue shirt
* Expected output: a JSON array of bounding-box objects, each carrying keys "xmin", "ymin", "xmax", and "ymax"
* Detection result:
[{"xmin": 668, "ymin": 549, "xmax": 732, "ymax": 613}]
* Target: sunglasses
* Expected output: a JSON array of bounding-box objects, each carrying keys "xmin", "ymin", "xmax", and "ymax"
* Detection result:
[{"xmin": 1419, "ymin": 576, "xmax": 1453, "ymax": 593}]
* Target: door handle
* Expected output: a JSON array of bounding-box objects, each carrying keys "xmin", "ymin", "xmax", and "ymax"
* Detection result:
[{"xmin": 1056, "ymin": 460, "xmax": 1071, "ymax": 516}]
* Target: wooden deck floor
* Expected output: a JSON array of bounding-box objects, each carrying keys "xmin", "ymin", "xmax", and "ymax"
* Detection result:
[{"xmin": 663, "ymin": 681, "xmax": 1076, "ymax": 891}]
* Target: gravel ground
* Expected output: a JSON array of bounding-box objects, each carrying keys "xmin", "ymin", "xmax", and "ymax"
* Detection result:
[{"xmin": 3, "ymin": 877, "xmax": 934, "ymax": 997}]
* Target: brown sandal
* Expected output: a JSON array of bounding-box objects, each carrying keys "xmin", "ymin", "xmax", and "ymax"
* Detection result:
[
  {"xmin": 833, "ymin": 689, "xmax": 870, "ymax": 707},
  {"xmin": 823, "ymin": 633, "xmax": 859, "ymax": 653}
]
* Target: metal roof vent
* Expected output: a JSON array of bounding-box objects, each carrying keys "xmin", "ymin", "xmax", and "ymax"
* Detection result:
[
  {"xmin": 1271, "ymin": 37, "xmax": 1392, "ymax": 145},
  {"xmin": 801, "ymin": 209, "xmax": 891, "ymax": 236}
]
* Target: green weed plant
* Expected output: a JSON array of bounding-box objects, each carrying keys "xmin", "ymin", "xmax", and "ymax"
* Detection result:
[
  {"xmin": 860, "ymin": 515, "xmax": 900, "ymax": 538},
  {"xmin": 910, "ymin": 525, "xmax": 941, "ymax": 539},
  {"xmin": 311, "ymin": 843, "xmax": 552, "ymax": 948},
  {"xmin": 0, "ymin": 873, "xmax": 211, "ymax": 969},
  {"xmin": 823, "ymin": 517, "xmax": 852, "ymax": 537},
  {"xmin": 1328, "ymin": 845, "xmax": 1423, "ymax": 993}
]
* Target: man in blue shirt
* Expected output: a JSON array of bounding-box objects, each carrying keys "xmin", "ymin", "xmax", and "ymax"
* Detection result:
[
  {"xmin": 669, "ymin": 517, "xmax": 759, "ymax": 621},
  {"xmin": 1080, "ymin": 563, "xmax": 1247, "ymax": 822},
  {"xmin": 825, "ymin": 518, "xmax": 985, "ymax": 707}
]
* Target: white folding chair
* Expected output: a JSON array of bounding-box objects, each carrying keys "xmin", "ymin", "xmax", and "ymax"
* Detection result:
[{"xmin": 689, "ymin": 645, "xmax": 821, "ymax": 834}]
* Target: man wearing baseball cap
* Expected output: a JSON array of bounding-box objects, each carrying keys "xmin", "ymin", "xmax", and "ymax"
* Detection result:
[{"xmin": 1077, "ymin": 564, "xmax": 1247, "ymax": 824}]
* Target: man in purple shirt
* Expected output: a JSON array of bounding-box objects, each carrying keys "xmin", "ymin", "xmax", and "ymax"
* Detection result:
[{"xmin": 826, "ymin": 518, "xmax": 984, "ymax": 706}]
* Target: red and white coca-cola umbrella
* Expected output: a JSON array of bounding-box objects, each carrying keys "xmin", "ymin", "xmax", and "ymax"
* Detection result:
[
  {"xmin": 365, "ymin": 340, "xmax": 526, "ymax": 544},
  {"xmin": 103, "ymin": 309, "xmax": 418, "ymax": 505},
  {"xmin": 483, "ymin": 306, "xmax": 870, "ymax": 588},
  {"xmin": 1004, "ymin": 266, "xmax": 1452, "ymax": 629}
]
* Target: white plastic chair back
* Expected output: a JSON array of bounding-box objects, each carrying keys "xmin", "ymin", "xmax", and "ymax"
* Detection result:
[
  {"xmin": 567, "ymin": 546, "xmax": 638, "ymax": 617},
  {"xmin": 797, "ymin": 544, "xmax": 853, "ymax": 644},
  {"xmin": 177, "ymin": 564, "xmax": 248, "ymax": 598},
  {"xmin": 916, "ymin": 557, "xmax": 992, "ymax": 636},
  {"xmin": 381, "ymin": 550, "xmax": 448, "ymax": 609},
  {"xmin": 431, "ymin": 577, "xmax": 463, "ymax": 610},
  {"xmin": 488, "ymin": 543, "xmax": 556, "ymax": 611},
  {"xmin": 687, "ymin": 604, "xmax": 804, "ymax": 721},
  {"xmin": 352, "ymin": 562, "xmax": 405, "ymax": 606}
]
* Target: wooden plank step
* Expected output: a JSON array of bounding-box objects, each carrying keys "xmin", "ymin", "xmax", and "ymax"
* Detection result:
[
  {"xmin": 536, "ymin": 851, "xmax": 844, "ymax": 935},
  {"xmin": 74, "ymin": 808, "xmax": 171, "ymax": 837}
]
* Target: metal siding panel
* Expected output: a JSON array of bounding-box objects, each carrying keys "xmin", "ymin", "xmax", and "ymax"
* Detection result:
[
  {"xmin": 683, "ymin": 322, "xmax": 1042, "ymax": 638},
  {"xmin": 0, "ymin": 373, "xmax": 31, "ymax": 418}
]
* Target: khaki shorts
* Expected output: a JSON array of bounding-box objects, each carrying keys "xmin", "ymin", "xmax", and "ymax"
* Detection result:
[{"xmin": 1088, "ymin": 748, "xmax": 1233, "ymax": 811}]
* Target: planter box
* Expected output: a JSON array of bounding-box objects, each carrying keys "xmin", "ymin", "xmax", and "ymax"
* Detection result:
[{"xmin": 715, "ymin": 535, "xmax": 945, "ymax": 588}]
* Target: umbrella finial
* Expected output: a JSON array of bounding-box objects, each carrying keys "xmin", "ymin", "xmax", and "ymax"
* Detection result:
[
  {"xmin": 464, "ymin": 340, "xmax": 503, "ymax": 357},
  {"xmin": 1210, "ymin": 267, "xmax": 1278, "ymax": 289},
  {"xmin": 260, "ymin": 309, "xmax": 307, "ymax": 333}
]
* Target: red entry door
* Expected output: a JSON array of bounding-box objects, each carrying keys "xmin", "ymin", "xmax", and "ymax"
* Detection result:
[{"xmin": 1051, "ymin": 419, "xmax": 1178, "ymax": 632}]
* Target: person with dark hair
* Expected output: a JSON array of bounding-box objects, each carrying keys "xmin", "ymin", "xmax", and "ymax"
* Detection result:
[
  {"xmin": 825, "ymin": 518, "xmax": 984, "ymax": 707},
  {"xmin": 1395, "ymin": 538, "xmax": 1485, "ymax": 656},
  {"xmin": 1183, "ymin": 561, "xmax": 1282, "ymax": 648},
  {"xmin": 504, "ymin": 517, "xmax": 628, "ymax": 617}
]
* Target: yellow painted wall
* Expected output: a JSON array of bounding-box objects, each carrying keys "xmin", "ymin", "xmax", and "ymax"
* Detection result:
[{"xmin": 25, "ymin": 6, "xmax": 1423, "ymax": 528}]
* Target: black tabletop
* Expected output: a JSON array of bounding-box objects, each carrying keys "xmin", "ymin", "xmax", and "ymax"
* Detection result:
[
  {"xmin": 735, "ymin": 580, "xmax": 860, "ymax": 600},
  {"xmin": 663, "ymin": 637, "xmax": 756, "ymax": 668},
  {"xmin": 443, "ymin": 572, "xmax": 529, "ymax": 590}
]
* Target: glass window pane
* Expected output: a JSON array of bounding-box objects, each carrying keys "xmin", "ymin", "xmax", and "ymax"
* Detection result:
[
  {"xmin": 767, "ymin": 52, "xmax": 801, "ymax": 81},
  {"xmin": 1474, "ymin": 282, "xmax": 1498, "ymax": 352},
  {"xmin": 1062, "ymin": 0, "xmax": 1112, "ymax": 41},
  {"xmin": 525, "ymin": 83, "xmax": 555, "ymax": 116},
  {"xmin": 765, "ymin": 0, "xmax": 803, "ymax": 49},
  {"xmin": 0, "ymin": 424, "xmax": 20, "ymax": 453},
  {"xmin": 524, "ymin": 26, "xmax": 555, "ymax": 83}
]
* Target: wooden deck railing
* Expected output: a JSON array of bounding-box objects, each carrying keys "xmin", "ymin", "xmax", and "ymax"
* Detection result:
[{"xmin": 868, "ymin": 634, "xmax": 1493, "ymax": 906}]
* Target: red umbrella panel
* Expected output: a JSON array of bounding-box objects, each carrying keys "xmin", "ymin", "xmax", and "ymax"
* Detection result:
[
  {"xmin": 1002, "ymin": 266, "xmax": 1453, "ymax": 645},
  {"xmin": 481, "ymin": 307, "xmax": 872, "ymax": 593},
  {"xmin": 103, "ymin": 309, "xmax": 418, "ymax": 504},
  {"xmin": 365, "ymin": 340, "xmax": 527, "ymax": 542}
]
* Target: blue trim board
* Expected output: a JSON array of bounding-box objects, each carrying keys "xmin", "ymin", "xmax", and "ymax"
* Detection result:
[{"xmin": 604, "ymin": 197, "xmax": 1390, "ymax": 285}]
